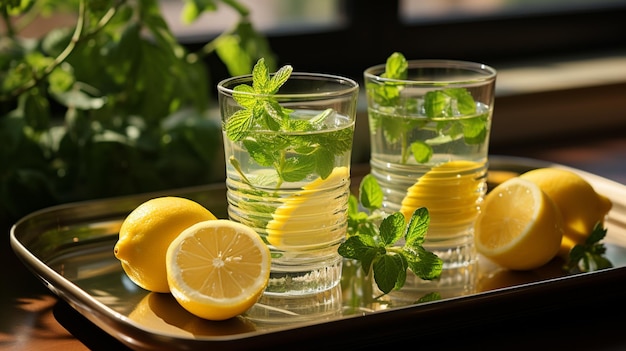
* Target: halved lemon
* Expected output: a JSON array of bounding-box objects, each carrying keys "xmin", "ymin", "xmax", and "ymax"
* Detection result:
[
  {"xmin": 166, "ymin": 220, "xmax": 271, "ymax": 321},
  {"xmin": 265, "ymin": 166, "xmax": 349, "ymax": 249},
  {"xmin": 474, "ymin": 177, "xmax": 564, "ymax": 270}
]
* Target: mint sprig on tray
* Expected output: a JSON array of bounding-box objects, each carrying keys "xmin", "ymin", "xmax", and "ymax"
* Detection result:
[
  {"xmin": 564, "ymin": 222, "xmax": 613, "ymax": 273},
  {"xmin": 339, "ymin": 174, "xmax": 443, "ymax": 294}
]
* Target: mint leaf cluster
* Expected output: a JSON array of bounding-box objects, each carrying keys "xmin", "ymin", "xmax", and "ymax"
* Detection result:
[
  {"xmin": 366, "ymin": 52, "xmax": 488, "ymax": 164},
  {"xmin": 339, "ymin": 174, "xmax": 443, "ymax": 294},
  {"xmin": 565, "ymin": 222, "xmax": 613, "ymax": 273},
  {"xmin": 224, "ymin": 59, "xmax": 353, "ymax": 186}
]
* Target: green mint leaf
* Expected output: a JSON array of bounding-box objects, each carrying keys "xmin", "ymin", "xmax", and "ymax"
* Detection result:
[
  {"xmin": 338, "ymin": 235, "xmax": 382, "ymax": 274},
  {"xmin": 586, "ymin": 222, "xmax": 608, "ymax": 244},
  {"xmin": 379, "ymin": 212, "xmax": 406, "ymax": 246},
  {"xmin": 461, "ymin": 114, "xmax": 487, "ymax": 144},
  {"xmin": 233, "ymin": 84, "xmax": 257, "ymax": 108},
  {"xmin": 252, "ymin": 58, "xmax": 270, "ymax": 92},
  {"xmin": 404, "ymin": 207, "xmax": 429, "ymax": 247},
  {"xmin": 444, "ymin": 88, "xmax": 476, "ymax": 115},
  {"xmin": 359, "ymin": 174, "xmax": 383, "ymax": 211},
  {"xmin": 225, "ymin": 109, "xmax": 253, "ymax": 141},
  {"xmin": 424, "ymin": 90, "xmax": 451, "ymax": 117},
  {"xmin": 267, "ymin": 63, "xmax": 293, "ymax": 94},
  {"xmin": 411, "ymin": 140, "xmax": 433, "ymax": 163},
  {"xmin": 280, "ymin": 155, "xmax": 316, "ymax": 182},
  {"xmin": 383, "ymin": 52, "xmax": 408, "ymax": 80},
  {"xmin": 373, "ymin": 254, "xmax": 405, "ymax": 294},
  {"xmin": 564, "ymin": 222, "xmax": 613, "ymax": 273},
  {"xmin": 242, "ymin": 138, "xmax": 275, "ymax": 166},
  {"xmin": 226, "ymin": 58, "xmax": 348, "ymax": 187},
  {"xmin": 314, "ymin": 148, "xmax": 334, "ymax": 180},
  {"xmin": 403, "ymin": 245, "xmax": 443, "ymax": 280}
]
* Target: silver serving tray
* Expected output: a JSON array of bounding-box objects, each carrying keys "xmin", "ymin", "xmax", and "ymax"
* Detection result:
[{"xmin": 10, "ymin": 155, "xmax": 626, "ymax": 350}]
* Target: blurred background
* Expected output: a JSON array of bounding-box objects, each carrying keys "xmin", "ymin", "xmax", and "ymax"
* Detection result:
[{"xmin": 2, "ymin": 0, "xmax": 626, "ymax": 227}]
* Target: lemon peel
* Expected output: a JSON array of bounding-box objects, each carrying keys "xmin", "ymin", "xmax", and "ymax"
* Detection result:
[
  {"xmin": 519, "ymin": 168, "xmax": 612, "ymax": 258},
  {"xmin": 114, "ymin": 196, "xmax": 217, "ymax": 292}
]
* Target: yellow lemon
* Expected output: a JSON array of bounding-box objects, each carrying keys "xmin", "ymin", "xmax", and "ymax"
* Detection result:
[
  {"xmin": 519, "ymin": 168, "xmax": 612, "ymax": 258},
  {"xmin": 166, "ymin": 220, "xmax": 271, "ymax": 321},
  {"xmin": 474, "ymin": 177, "xmax": 564, "ymax": 271},
  {"xmin": 114, "ymin": 196, "xmax": 217, "ymax": 293},
  {"xmin": 399, "ymin": 160, "xmax": 485, "ymax": 235},
  {"xmin": 266, "ymin": 166, "xmax": 349, "ymax": 249}
]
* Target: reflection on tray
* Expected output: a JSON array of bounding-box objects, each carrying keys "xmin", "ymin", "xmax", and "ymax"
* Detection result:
[{"xmin": 129, "ymin": 292, "xmax": 257, "ymax": 336}]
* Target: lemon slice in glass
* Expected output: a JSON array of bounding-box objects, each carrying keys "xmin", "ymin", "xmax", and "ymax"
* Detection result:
[
  {"xmin": 265, "ymin": 166, "xmax": 350, "ymax": 250},
  {"xmin": 399, "ymin": 160, "xmax": 484, "ymax": 234}
]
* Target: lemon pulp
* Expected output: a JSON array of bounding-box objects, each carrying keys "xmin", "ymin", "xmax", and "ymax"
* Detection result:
[
  {"xmin": 474, "ymin": 177, "xmax": 564, "ymax": 270},
  {"xmin": 166, "ymin": 220, "xmax": 271, "ymax": 321}
]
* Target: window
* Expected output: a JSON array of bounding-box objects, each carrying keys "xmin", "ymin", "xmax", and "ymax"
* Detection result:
[{"xmin": 175, "ymin": 0, "xmax": 625, "ymax": 84}]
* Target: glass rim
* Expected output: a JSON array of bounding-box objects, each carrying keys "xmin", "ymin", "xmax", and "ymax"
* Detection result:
[
  {"xmin": 363, "ymin": 59, "xmax": 497, "ymax": 85},
  {"xmin": 217, "ymin": 72, "xmax": 360, "ymax": 99}
]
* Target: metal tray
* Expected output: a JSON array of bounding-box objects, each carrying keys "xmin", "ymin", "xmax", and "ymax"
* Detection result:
[{"xmin": 10, "ymin": 155, "xmax": 626, "ymax": 350}]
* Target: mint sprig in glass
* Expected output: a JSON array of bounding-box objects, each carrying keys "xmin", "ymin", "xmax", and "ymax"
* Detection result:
[{"xmin": 367, "ymin": 53, "xmax": 490, "ymax": 165}]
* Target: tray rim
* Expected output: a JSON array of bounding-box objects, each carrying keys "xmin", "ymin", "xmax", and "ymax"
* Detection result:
[{"xmin": 10, "ymin": 155, "xmax": 626, "ymax": 350}]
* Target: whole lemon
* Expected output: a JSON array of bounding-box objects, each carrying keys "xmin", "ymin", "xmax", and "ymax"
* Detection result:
[
  {"xmin": 114, "ymin": 196, "xmax": 217, "ymax": 292},
  {"xmin": 519, "ymin": 168, "xmax": 612, "ymax": 258}
]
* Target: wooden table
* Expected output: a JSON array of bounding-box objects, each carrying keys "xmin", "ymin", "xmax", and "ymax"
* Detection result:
[{"xmin": 2, "ymin": 132, "xmax": 626, "ymax": 351}]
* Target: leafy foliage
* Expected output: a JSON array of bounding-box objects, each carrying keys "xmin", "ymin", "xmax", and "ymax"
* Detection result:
[{"xmin": 0, "ymin": 0, "xmax": 274, "ymax": 226}]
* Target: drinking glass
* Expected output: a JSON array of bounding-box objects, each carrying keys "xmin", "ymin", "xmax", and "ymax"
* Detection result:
[
  {"xmin": 218, "ymin": 72, "xmax": 359, "ymax": 295},
  {"xmin": 364, "ymin": 59, "xmax": 497, "ymax": 273}
]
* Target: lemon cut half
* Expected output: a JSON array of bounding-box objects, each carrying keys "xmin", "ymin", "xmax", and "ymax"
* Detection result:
[
  {"xmin": 474, "ymin": 177, "xmax": 564, "ymax": 271},
  {"xmin": 166, "ymin": 220, "xmax": 271, "ymax": 321}
]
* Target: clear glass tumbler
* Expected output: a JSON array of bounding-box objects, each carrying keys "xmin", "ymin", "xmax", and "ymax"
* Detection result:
[
  {"xmin": 218, "ymin": 71, "xmax": 359, "ymax": 295},
  {"xmin": 364, "ymin": 59, "xmax": 497, "ymax": 278}
]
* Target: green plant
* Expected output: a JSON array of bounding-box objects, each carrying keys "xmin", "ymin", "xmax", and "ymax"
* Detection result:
[{"xmin": 0, "ymin": 0, "xmax": 275, "ymax": 226}]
